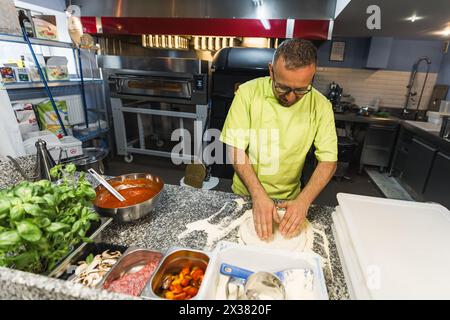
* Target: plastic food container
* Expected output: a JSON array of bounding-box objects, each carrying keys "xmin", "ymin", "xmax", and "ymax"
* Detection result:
[
  {"xmin": 142, "ymin": 247, "xmax": 211, "ymax": 300},
  {"xmin": 202, "ymin": 241, "xmax": 329, "ymax": 300}
]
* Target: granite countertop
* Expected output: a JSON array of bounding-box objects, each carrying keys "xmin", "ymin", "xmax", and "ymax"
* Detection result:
[{"xmin": 0, "ymin": 155, "xmax": 349, "ymax": 300}]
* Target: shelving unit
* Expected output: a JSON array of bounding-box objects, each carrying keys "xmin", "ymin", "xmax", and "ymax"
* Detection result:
[
  {"xmin": 3, "ymin": 78, "xmax": 104, "ymax": 90},
  {"xmin": 0, "ymin": 33, "xmax": 73, "ymax": 48},
  {"xmin": 0, "ymin": 33, "xmax": 111, "ymax": 149}
]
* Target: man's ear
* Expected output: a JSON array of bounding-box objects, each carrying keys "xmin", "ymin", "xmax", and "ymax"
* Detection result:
[{"xmin": 268, "ymin": 63, "xmax": 273, "ymax": 79}]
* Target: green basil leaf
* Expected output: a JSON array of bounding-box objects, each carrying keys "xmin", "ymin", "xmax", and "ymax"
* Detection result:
[
  {"xmin": 23, "ymin": 203, "xmax": 42, "ymax": 216},
  {"xmin": 17, "ymin": 221, "xmax": 42, "ymax": 242},
  {"xmin": 35, "ymin": 179, "xmax": 52, "ymax": 190},
  {"xmin": 43, "ymin": 194, "xmax": 56, "ymax": 207},
  {"xmin": 10, "ymin": 204, "xmax": 25, "ymax": 221},
  {"xmin": 0, "ymin": 199, "xmax": 10, "ymax": 214},
  {"xmin": 34, "ymin": 217, "xmax": 51, "ymax": 228},
  {"xmin": 65, "ymin": 164, "xmax": 76, "ymax": 174},
  {"xmin": 0, "ymin": 230, "xmax": 21, "ymax": 247},
  {"xmin": 46, "ymin": 222, "xmax": 69, "ymax": 233},
  {"xmin": 31, "ymin": 196, "xmax": 47, "ymax": 205},
  {"xmin": 87, "ymin": 212, "xmax": 99, "ymax": 222},
  {"xmin": 85, "ymin": 253, "xmax": 94, "ymax": 264},
  {"xmin": 71, "ymin": 220, "xmax": 82, "ymax": 233},
  {"xmin": 14, "ymin": 185, "xmax": 32, "ymax": 199},
  {"xmin": 50, "ymin": 165, "xmax": 62, "ymax": 179}
]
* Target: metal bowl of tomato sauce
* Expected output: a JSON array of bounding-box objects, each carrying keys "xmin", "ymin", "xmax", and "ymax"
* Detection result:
[{"xmin": 93, "ymin": 173, "xmax": 164, "ymax": 223}]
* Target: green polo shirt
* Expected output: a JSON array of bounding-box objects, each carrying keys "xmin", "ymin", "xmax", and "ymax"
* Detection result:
[{"xmin": 219, "ymin": 76, "xmax": 337, "ymax": 200}]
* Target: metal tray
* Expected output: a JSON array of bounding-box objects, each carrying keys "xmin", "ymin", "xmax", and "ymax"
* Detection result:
[
  {"xmin": 100, "ymin": 247, "xmax": 163, "ymax": 296},
  {"xmin": 48, "ymin": 217, "xmax": 113, "ymax": 278},
  {"xmin": 57, "ymin": 242, "xmax": 129, "ymax": 282},
  {"xmin": 142, "ymin": 247, "xmax": 210, "ymax": 300}
]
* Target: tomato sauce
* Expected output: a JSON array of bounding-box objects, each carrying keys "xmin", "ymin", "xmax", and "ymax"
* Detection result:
[{"xmin": 94, "ymin": 178, "xmax": 160, "ymax": 209}]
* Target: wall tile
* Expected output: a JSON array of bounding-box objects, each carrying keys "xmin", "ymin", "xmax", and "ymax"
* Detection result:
[{"xmin": 315, "ymin": 67, "xmax": 438, "ymax": 110}]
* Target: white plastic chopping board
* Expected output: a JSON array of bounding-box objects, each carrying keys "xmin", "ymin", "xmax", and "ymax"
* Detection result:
[
  {"xmin": 332, "ymin": 208, "xmax": 371, "ymax": 300},
  {"xmin": 336, "ymin": 193, "xmax": 450, "ymax": 300}
]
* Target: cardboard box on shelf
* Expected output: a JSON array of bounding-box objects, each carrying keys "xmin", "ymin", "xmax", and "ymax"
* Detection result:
[
  {"xmin": 13, "ymin": 67, "xmax": 31, "ymax": 82},
  {"xmin": 23, "ymin": 130, "xmax": 82, "ymax": 161},
  {"xmin": 0, "ymin": 67, "xmax": 16, "ymax": 83},
  {"xmin": 32, "ymin": 15, "xmax": 58, "ymax": 41},
  {"xmin": 45, "ymin": 56, "xmax": 69, "ymax": 81}
]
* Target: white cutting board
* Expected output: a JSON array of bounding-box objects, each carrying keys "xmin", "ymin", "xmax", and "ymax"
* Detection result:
[
  {"xmin": 332, "ymin": 208, "xmax": 371, "ymax": 300},
  {"xmin": 336, "ymin": 193, "xmax": 450, "ymax": 300}
]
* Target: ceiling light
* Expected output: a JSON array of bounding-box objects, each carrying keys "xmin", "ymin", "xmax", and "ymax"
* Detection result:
[
  {"xmin": 406, "ymin": 14, "xmax": 423, "ymax": 22},
  {"xmin": 433, "ymin": 24, "xmax": 450, "ymax": 37}
]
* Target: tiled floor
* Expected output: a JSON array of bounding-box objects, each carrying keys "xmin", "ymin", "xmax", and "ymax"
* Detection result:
[
  {"xmin": 105, "ymin": 154, "xmax": 384, "ymax": 207},
  {"xmin": 364, "ymin": 167, "xmax": 414, "ymax": 201}
]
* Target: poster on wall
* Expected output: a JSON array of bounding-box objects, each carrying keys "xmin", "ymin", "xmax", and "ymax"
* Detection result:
[{"xmin": 330, "ymin": 41, "xmax": 346, "ymax": 62}]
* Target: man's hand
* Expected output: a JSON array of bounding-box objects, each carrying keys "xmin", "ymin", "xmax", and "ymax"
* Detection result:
[
  {"xmin": 252, "ymin": 194, "xmax": 281, "ymax": 240},
  {"xmin": 277, "ymin": 198, "xmax": 310, "ymax": 238}
]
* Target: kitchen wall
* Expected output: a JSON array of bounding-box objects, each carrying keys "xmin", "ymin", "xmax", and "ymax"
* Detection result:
[
  {"xmin": 316, "ymin": 37, "xmax": 446, "ymax": 109},
  {"xmin": 437, "ymin": 50, "xmax": 450, "ymax": 100},
  {"xmin": 314, "ymin": 67, "xmax": 437, "ymax": 110}
]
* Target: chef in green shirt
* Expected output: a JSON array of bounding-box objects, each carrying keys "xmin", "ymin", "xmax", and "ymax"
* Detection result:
[{"xmin": 220, "ymin": 39, "xmax": 338, "ymax": 241}]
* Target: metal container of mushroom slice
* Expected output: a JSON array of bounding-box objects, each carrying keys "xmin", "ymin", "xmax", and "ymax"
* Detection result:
[
  {"xmin": 69, "ymin": 248, "xmax": 124, "ymax": 288},
  {"xmin": 54, "ymin": 242, "xmax": 128, "ymax": 288}
]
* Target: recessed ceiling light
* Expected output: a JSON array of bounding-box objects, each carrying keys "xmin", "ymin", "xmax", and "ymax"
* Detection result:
[
  {"xmin": 406, "ymin": 14, "xmax": 423, "ymax": 22},
  {"xmin": 432, "ymin": 25, "xmax": 450, "ymax": 37}
]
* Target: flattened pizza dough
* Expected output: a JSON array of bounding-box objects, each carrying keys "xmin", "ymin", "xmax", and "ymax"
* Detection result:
[{"xmin": 239, "ymin": 209, "xmax": 313, "ymax": 252}]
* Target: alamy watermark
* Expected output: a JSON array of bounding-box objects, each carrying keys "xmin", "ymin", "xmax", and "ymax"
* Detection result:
[
  {"xmin": 170, "ymin": 121, "xmax": 281, "ymax": 175},
  {"xmin": 366, "ymin": 5, "xmax": 381, "ymax": 30}
]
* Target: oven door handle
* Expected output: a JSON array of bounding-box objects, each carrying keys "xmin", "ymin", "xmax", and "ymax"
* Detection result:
[
  {"xmin": 116, "ymin": 78, "xmax": 125, "ymax": 93},
  {"xmin": 108, "ymin": 75, "xmax": 128, "ymax": 93}
]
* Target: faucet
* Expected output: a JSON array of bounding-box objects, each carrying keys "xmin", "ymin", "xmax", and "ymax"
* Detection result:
[{"xmin": 402, "ymin": 56, "xmax": 431, "ymax": 118}]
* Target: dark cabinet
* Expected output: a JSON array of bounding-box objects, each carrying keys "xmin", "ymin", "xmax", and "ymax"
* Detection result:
[
  {"xmin": 360, "ymin": 123, "xmax": 398, "ymax": 172},
  {"xmin": 401, "ymin": 138, "xmax": 437, "ymax": 195},
  {"xmin": 424, "ymin": 152, "xmax": 450, "ymax": 208}
]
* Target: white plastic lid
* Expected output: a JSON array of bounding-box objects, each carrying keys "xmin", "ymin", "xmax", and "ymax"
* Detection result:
[{"xmin": 336, "ymin": 193, "xmax": 450, "ymax": 300}]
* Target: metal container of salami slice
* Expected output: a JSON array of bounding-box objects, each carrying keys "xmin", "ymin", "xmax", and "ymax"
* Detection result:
[{"xmin": 100, "ymin": 247, "xmax": 163, "ymax": 296}]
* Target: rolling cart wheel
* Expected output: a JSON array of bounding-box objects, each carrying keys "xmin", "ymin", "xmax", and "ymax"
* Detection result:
[
  {"xmin": 156, "ymin": 140, "xmax": 164, "ymax": 148},
  {"xmin": 124, "ymin": 154, "xmax": 134, "ymax": 163}
]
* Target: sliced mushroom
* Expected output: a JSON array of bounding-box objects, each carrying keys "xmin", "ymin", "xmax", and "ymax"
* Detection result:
[
  {"xmin": 102, "ymin": 250, "xmax": 121, "ymax": 259},
  {"xmin": 74, "ymin": 263, "xmax": 88, "ymax": 276},
  {"xmin": 82, "ymin": 273, "xmax": 102, "ymax": 287}
]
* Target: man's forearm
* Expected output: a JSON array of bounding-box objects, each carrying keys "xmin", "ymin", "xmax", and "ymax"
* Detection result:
[
  {"xmin": 228, "ymin": 146, "xmax": 267, "ymax": 199},
  {"xmin": 296, "ymin": 161, "xmax": 337, "ymax": 205}
]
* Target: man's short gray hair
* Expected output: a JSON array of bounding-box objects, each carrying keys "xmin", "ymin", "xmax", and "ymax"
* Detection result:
[{"xmin": 272, "ymin": 39, "xmax": 317, "ymax": 69}]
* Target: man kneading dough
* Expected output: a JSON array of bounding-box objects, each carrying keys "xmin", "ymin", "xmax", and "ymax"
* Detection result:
[{"xmin": 220, "ymin": 39, "xmax": 338, "ymax": 240}]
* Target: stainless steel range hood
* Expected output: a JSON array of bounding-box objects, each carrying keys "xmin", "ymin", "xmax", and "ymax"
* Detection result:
[{"xmin": 69, "ymin": 0, "xmax": 337, "ymax": 20}]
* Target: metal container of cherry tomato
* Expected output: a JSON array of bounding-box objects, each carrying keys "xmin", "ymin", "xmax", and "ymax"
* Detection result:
[{"xmin": 141, "ymin": 247, "xmax": 211, "ymax": 300}]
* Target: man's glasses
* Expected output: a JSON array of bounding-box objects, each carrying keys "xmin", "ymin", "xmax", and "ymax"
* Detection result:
[{"xmin": 272, "ymin": 74, "xmax": 313, "ymax": 97}]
